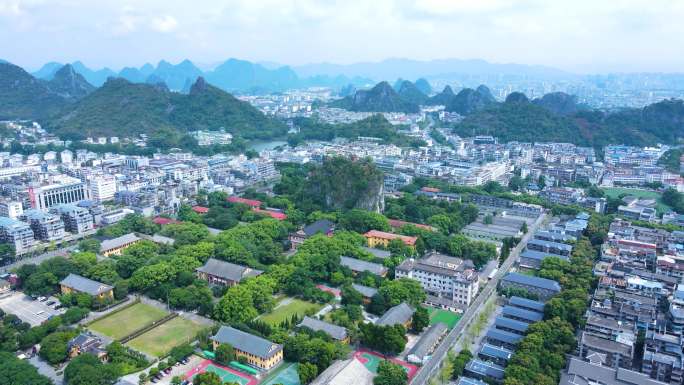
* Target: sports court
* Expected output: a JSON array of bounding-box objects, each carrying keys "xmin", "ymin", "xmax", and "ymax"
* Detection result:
[
  {"xmin": 262, "ymin": 362, "xmax": 301, "ymax": 385},
  {"xmin": 427, "ymin": 307, "xmax": 461, "ymax": 329},
  {"xmin": 353, "ymin": 349, "xmax": 418, "ymax": 380},
  {"xmin": 185, "ymin": 360, "xmax": 257, "ymax": 385}
]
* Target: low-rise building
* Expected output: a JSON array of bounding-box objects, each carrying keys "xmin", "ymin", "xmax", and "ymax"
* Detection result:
[
  {"xmin": 407, "ymin": 322, "xmax": 448, "ymax": 364},
  {"xmin": 195, "ymin": 258, "xmax": 263, "ymax": 286},
  {"xmin": 376, "ymin": 302, "xmax": 415, "ymax": 328},
  {"xmin": 289, "ymin": 219, "xmax": 335, "ymax": 249},
  {"xmin": 298, "ymin": 316, "xmax": 349, "ymax": 343},
  {"xmin": 100, "ymin": 233, "xmax": 141, "ymax": 256},
  {"xmin": 60, "ymin": 273, "xmax": 113, "ymax": 300},
  {"xmin": 340, "ymin": 256, "xmax": 388, "ymax": 277},
  {"xmin": 211, "ymin": 326, "xmax": 283, "ymax": 370},
  {"xmin": 500, "ymin": 272, "xmax": 561, "ymax": 301},
  {"xmin": 364, "ymin": 230, "xmax": 417, "ymax": 248}
]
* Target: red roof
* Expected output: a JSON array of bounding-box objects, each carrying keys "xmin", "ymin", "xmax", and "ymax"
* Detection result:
[
  {"xmin": 364, "ymin": 230, "xmax": 417, "ymax": 246},
  {"xmin": 316, "ymin": 284, "xmax": 341, "ymax": 298},
  {"xmin": 254, "ymin": 208, "xmax": 287, "ymax": 220},
  {"xmin": 227, "ymin": 196, "xmax": 262, "ymax": 208},
  {"xmin": 192, "ymin": 206, "xmax": 209, "ymax": 214},
  {"xmin": 153, "ymin": 217, "xmax": 180, "ymax": 225},
  {"xmin": 387, "ymin": 218, "xmax": 435, "ymax": 231},
  {"xmin": 421, "ymin": 187, "xmax": 442, "ymax": 193},
  {"xmin": 618, "ymin": 239, "xmax": 657, "ymax": 249}
]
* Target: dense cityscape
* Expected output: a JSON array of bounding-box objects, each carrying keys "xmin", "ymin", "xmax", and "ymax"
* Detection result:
[{"xmin": 2, "ymin": 2, "xmax": 684, "ymax": 385}]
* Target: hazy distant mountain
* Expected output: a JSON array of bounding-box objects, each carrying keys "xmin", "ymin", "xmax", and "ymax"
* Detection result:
[
  {"xmin": 205, "ymin": 58, "xmax": 299, "ymax": 92},
  {"xmin": 0, "ymin": 62, "xmax": 67, "ymax": 119},
  {"xmin": 446, "ymin": 85, "xmax": 497, "ymax": 114},
  {"xmin": 330, "ymin": 81, "xmax": 420, "ymax": 113},
  {"xmin": 396, "ymin": 80, "xmax": 428, "ymax": 105},
  {"xmin": 293, "ymin": 58, "xmax": 573, "ymax": 81},
  {"xmin": 69, "ymin": 61, "xmax": 117, "ymax": 87},
  {"xmin": 415, "ymin": 78, "xmax": 432, "ymax": 95},
  {"xmin": 46, "ymin": 64, "xmax": 95, "ymax": 100},
  {"xmin": 504, "ymin": 91, "xmax": 530, "ymax": 104},
  {"xmin": 32, "ymin": 62, "xmax": 64, "ymax": 80},
  {"xmin": 426, "ymin": 86, "xmax": 456, "ymax": 106},
  {"xmin": 531, "ymin": 92, "xmax": 586, "ymax": 115},
  {"xmin": 150, "ymin": 59, "xmax": 203, "ymax": 91}
]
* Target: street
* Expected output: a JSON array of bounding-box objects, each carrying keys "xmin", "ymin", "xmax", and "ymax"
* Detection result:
[{"xmin": 410, "ymin": 211, "xmax": 548, "ymax": 385}]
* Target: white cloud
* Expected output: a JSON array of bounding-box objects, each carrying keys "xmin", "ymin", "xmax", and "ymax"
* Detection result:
[{"xmin": 151, "ymin": 14, "xmax": 177, "ymax": 33}]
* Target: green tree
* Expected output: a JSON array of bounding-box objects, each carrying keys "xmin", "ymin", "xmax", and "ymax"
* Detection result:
[
  {"xmin": 78, "ymin": 239, "xmax": 101, "ymax": 253},
  {"xmin": 339, "ymin": 209, "xmax": 390, "ymax": 233},
  {"xmin": 214, "ymin": 343, "xmax": 236, "ymax": 365},
  {"xmin": 374, "ymin": 360, "xmax": 408, "ymax": 385},
  {"xmin": 297, "ymin": 362, "xmax": 319, "ymax": 384},
  {"xmin": 0, "ymin": 352, "xmax": 52, "ymax": 385},
  {"xmin": 213, "ymin": 285, "xmax": 258, "ymax": 324},
  {"xmin": 411, "ymin": 307, "xmax": 430, "ymax": 333},
  {"xmin": 65, "ymin": 353, "xmax": 119, "ymax": 385},
  {"xmin": 451, "ymin": 349, "xmax": 473, "ymax": 379},
  {"xmin": 193, "ymin": 372, "xmax": 223, "ymax": 385}
]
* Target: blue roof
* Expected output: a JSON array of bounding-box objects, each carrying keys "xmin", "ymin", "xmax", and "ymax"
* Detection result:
[
  {"xmin": 509, "ymin": 296, "xmax": 545, "ymax": 312},
  {"xmin": 527, "ymin": 238, "xmax": 573, "ymax": 252},
  {"xmin": 502, "ymin": 305, "xmax": 543, "ymax": 323},
  {"xmin": 502, "ymin": 272, "xmax": 561, "ymax": 292},
  {"xmin": 465, "ymin": 359, "xmax": 505, "ymax": 380},
  {"xmin": 479, "ymin": 343, "xmax": 513, "ymax": 361},
  {"xmin": 495, "ymin": 316, "xmax": 529, "ymax": 333},
  {"xmin": 457, "ymin": 377, "xmax": 488, "ymax": 385},
  {"xmin": 520, "ymin": 249, "xmax": 568, "ymax": 261},
  {"xmin": 486, "ymin": 328, "xmax": 523, "ymax": 345}
]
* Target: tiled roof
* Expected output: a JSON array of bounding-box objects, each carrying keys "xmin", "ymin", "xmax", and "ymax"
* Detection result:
[
  {"xmin": 227, "ymin": 196, "xmax": 261, "ymax": 207},
  {"xmin": 212, "ymin": 326, "xmax": 282, "ymax": 359},
  {"xmin": 376, "ymin": 302, "xmax": 415, "ymax": 326},
  {"xmin": 502, "ymin": 272, "xmax": 561, "ymax": 292},
  {"xmin": 501, "ymin": 305, "xmax": 543, "ymax": 323},
  {"xmin": 340, "ymin": 256, "xmax": 388, "ymax": 276},
  {"xmin": 100, "ymin": 233, "xmax": 140, "ymax": 252},
  {"xmin": 298, "ymin": 316, "xmax": 348, "ymax": 341},
  {"xmin": 351, "ymin": 283, "xmax": 378, "ymax": 298},
  {"xmin": 302, "ymin": 220, "xmax": 335, "ymax": 237},
  {"xmin": 508, "ymin": 296, "xmax": 545, "ymax": 312},
  {"xmin": 60, "ymin": 274, "xmax": 112, "ymax": 296},
  {"xmin": 364, "ymin": 230, "xmax": 417, "ymax": 246},
  {"xmin": 196, "ymin": 258, "xmax": 262, "ymax": 282}
]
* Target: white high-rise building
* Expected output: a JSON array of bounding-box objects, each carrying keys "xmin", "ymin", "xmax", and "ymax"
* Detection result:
[
  {"xmin": 89, "ymin": 176, "xmax": 117, "ymax": 202},
  {"xmin": 0, "ymin": 201, "xmax": 24, "ymax": 219},
  {"xmin": 29, "ymin": 176, "xmax": 88, "ymax": 210},
  {"xmin": 60, "ymin": 150, "xmax": 73, "ymax": 164}
]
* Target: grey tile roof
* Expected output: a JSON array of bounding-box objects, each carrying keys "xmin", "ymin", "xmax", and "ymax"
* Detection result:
[
  {"xmin": 527, "ymin": 238, "xmax": 574, "ymax": 252},
  {"xmin": 351, "ymin": 283, "xmax": 378, "ymax": 298},
  {"xmin": 360, "ymin": 246, "xmax": 391, "ymax": 259},
  {"xmin": 60, "ymin": 274, "xmax": 112, "ymax": 296},
  {"xmin": 196, "ymin": 258, "xmax": 262, "ymax": 282},
  {"xmin": 502, "ymin": 272, "xmax": 561, "ymax": 292},
  {"xmin": 457, "ymin": 377, "xmax": 488, "ymax": 385},
  {"xmin": 560, "ymin": 357, "xmax": 665, "ymax": 385},
  {"xmin": 340, "ymin": 256, "xmax": 388, "ymax": 276},
  {"xmin": 302, "ymin": 220, "xmax": 335, "ymax": 237},
  {"xmin": 495, "ymin": 316, "xmax": 530, "ymax": 334},
  {"xmin": 100, "ymin": 233, "xmax": 140, "ymax": 252},
  {"xmin": 520, "ymin": 249, "xmax": 569, "ymax": 261},
  {"xmin": 508, "ymin": 296, "xmax": 545, "ymax": 313},
  {"xmin": 211, "ymin": 326, "xmax": 282, "ymax": 359},
  {"xmin": 298, "ymin": 316, "xmax": 348, "ymax": 341},
  {"xmin": 376, "ymin": 302, "xmax": 415, "ymax": 326},
  {"xmin": 408, "ymin": 322, "xmax": 448, "ymax": 359},
  {"xmin": 486, "ymin": 328, "xmax": 523, "ymax": 346},
  {"xmin": 502, "ymin": 305, "xmax": 544, "ymax": 323}
]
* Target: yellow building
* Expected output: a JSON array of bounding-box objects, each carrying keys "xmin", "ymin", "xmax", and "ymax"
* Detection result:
[
  {"xmin": 211, "ymin": 326, "xmax": 283, "ymax": 370},
  {"xmin": 99, "ymin": 233, "xmax": 141, "ymax": 257},
  {"xmin": 364, "ymin": 230, "xmax": 417, "ymax": 249},
  {"xmin": 60, "ymin": 273, "xmax": 114, "ymax": 300}
]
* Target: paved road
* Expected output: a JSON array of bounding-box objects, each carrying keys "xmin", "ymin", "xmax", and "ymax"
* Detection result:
[{"xmin": 410, "ymin": 212, "xmax": 548, "ymax": 385}]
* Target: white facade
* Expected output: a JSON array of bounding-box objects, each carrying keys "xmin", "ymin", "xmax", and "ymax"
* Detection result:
[
  {"xmin": 89, "ymin": 176, "xmax": 117, "ymax": 202},
  {"xmin": 0, "ymin": 201, "xmax": 24, "ymax": 219}
]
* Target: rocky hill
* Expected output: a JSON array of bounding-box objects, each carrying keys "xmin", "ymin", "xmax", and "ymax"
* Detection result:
[
  {"xmin": 446, "ymin": 85, "xmax": 497, "ymax": 115},
  {"xmin": 532, "ymin": 92, "xmax": 585, "ymax": 115},
  {"xmin": 47, "ymin": 77, "xmax": 286, "ymax": 140},
  {"xmin": 426, "ymin": 86, "xmax": 456, "ymax": 106},
  {"xmin": 330, "ymin": 81, "xmax": 420, "ymax": 113},
  {"xmin": 0, "ymin": 62, "xmax": 67, "ymax": 120},
  {"xmin": 46, "ymin": 64, "xmax": 95, "ymax": 100},
  {"xmin": 396, "ymin": 80, "xmax": 428, "ymax": 105},
  {"xmin": 415, "ymin": 78, "xmax": 432, "ymax": 95}
]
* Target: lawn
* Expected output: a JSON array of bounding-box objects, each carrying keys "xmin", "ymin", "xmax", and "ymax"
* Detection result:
[
  {"xmin": 426, "ymin": 307, "xmax": 461, "ymax": 330},
  {"xmin": 258, "ymin": 298, "xmax": 323, "ymax": 325},
  {"xmin": 125, "ymin": 317, "xmax": 205, "ymax": 357},
  {"xmin": 89, "ymin": 303, "xmax": 168, "ymax": 340},
  {"xmin": 601, "ymin": 187, "xmax": 672, "ymax": 213}
]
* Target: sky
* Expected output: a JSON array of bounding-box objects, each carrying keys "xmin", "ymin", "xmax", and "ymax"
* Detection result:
[{"xmin": 1, "ymin": 0, "xmax": 683, "ymax": 74}]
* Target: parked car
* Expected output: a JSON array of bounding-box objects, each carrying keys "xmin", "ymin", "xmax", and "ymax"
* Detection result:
[
  {"xmin": 37, "ymin": 296, "xmax": 47, "ymax": 302},
  {"xmin": 46, "ymin": 301, "xmax": 55, "ymax": 306}
]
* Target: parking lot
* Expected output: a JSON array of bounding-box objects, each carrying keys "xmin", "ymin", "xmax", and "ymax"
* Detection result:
[{"xmin": 0, "ymin": 291, "xmax": 65, "ymax": 326}]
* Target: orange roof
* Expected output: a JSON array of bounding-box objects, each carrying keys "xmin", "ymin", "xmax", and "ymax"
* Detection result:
[
  {"xmin": 421, "ymin": 187, "xmax": 442, "ymax": 193},
  {"xmin": 153, "ymin": 217, "xmax": 180, "ymax": 225},
  {"xmin": 227, "ymin": 196, "xmax": 262, "ymax": 207},
  {"xmin": 191, "ymin": 206, "xmax": 209, "ymax": 214},
  {"xmin": 254, "ymin": 208, "xmax": 287, "ymax": 220},
  {"xmin": 364, "ymin": 230, "xmax": 417, "ymax": 246}
]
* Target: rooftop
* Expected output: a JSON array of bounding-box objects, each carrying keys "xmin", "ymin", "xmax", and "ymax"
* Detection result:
[
  {"xmin": 376, "ymin": 302, "xmax": 415, "ymax": 326},
  {"xmin": 100, "ymin": 233, "xmax": 140, "ymax": 252},
  {"xmin": 212, "ymin": 326, "xmax": 282, "ymax": 359},
  {"xmin": 60, "ymin": 273, "xmax": 113, "ymax": 296},
  {"xmin": 340, "ymin": 256, "xmax": 388, "ymax": 276},
  {"xmin": 196, "ymin": 258, "xmax": 262, "ymax": 282},
  {"xmin": 502, "ymin": 272, "xmax": 561, "ymax": 292},
  {"xmin": 298, "ymin": 316, "xmax": 348, "ymax": 341},
  {"xmin": 508, "ymin": 296, "xmax": 545, "ymax": 312}
]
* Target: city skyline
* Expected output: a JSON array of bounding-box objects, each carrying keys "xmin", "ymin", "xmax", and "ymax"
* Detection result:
[{"xmin": 2, "ymin": 0, "xmax": 684, "ymax": 74}]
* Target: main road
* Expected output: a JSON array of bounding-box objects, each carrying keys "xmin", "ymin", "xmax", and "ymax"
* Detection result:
[{"xmin": 410, "ymin": 211, "xmax": 548, "ymax": 385}]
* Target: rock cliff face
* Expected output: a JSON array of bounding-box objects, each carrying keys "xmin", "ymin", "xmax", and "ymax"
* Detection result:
[
  {"xmin": 330, "ymin": 81, "xmax": 420, "ymax": 113},
  {"xmin": 306, "ymin": 157, "xmax": 385, "ymax": 213}
]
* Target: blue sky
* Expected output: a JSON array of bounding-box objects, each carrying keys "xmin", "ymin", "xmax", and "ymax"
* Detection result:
[{"xmin": 1, "ymin": 0, "xmax": 683, "ymax": 73}]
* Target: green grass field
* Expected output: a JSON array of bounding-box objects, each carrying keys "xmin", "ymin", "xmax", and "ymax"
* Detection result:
[
  {"xmin": 601, "ymin": 187, "xmax": 672, "ymax": 213},
  {"xmin": 258, "ymin": 298, "xmax": 323, "ymax": 325},
  {"xmin": 89, "ymin": 303, "xmax": 168, "ymax": 340},
  {"xmin": 426, "ymin": 307, "xmax": 461, "ymax": 329},
  {"xmin": 125, "ymin": 317, "xmax": 205, "ymax": 357}
]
